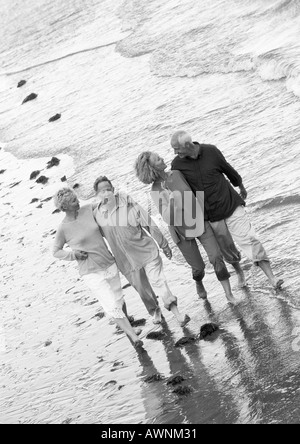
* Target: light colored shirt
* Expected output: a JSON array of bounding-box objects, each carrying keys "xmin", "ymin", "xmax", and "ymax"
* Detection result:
[
  {"xmin": 94, "ymin": 192, "xmax": 168, "ymax": 276},
  {"xmin": 151, "ymin": 170, "xmax": 205, "ymax": 244},
  {"xmin": 53, "ymin": 204, "xmax": 115, "ymax": 276}
]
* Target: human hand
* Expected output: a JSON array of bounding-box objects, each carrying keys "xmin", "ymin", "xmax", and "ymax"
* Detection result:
[
  {"xmin": 74, "ymin": 250, "xmax": 88, "ymax": 260},
  {"xmin": 163, "ymin": 245, "xmax": 172, "ymax": 260},
  {"xmin": 239, "ymin": 184, "xmax": 248, "ymax": 200}
]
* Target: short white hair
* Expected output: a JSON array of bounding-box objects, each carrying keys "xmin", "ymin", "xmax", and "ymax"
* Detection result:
[
  {"xmin": 53, "ymin": 187, "xmax": 77, "ymax": 211},
  {"xmin": 171, "ymin": 131, "xmax": 192, "ymax": 148}
]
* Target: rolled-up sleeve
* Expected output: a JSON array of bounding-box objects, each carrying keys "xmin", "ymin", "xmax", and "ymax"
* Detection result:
[{"xmin": 215, "ymin": 147, "xmax": 243, "ymax": 187}]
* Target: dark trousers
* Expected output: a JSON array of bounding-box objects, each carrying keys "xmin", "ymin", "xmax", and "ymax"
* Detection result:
[{"xmin": 176, "ymin": 221, "xmax": 235, "ymax": 282}]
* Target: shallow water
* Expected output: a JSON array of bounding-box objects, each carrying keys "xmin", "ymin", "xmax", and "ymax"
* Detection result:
[{"xmin": 0, "ymin": 0, "xmax": 300, "ymax": 424}]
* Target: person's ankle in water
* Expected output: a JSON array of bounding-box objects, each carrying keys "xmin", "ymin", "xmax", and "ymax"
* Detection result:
[
  {"xmin": 258, "ymin": 260, "xmax": 284, "ymax": 290},
  {"xmin": 169, "ymin": 303, "xmax": 191, "ymax": 327},
  {"xmin": 232, "ymin": 263, "xmax": 247, "ymax": 288},
  {"xmin": 196, "ymin": 280, "xmax": 208, "ymax": 299},
  {"xmin": 153, "ymin": 307, "xmax": 162, "ymax": 324},
  {"xmin": 220, "ymin": 279, "xmax": 237, "ymax": 304}
]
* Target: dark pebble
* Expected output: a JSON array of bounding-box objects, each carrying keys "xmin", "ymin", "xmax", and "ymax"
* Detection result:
[
  {"xmin": 52, "ymin": 209, "xmax": 61, "ymax": 214},
  {"xmin": 30, "ymin": 198, "xmax": 39, "ymax": 204},
  {"xmin": 49, "ymin": 113, "xmax": 61, "ymax": 122},
  {"xmin": 93, "ymin": 311, "xmax": 105, "ymax": 320},
  {"xmin": 61, "ymin": 176, "xmax": 67, "ymax": 182},
  {"xmin": 173, "ymin": 386, "xmax": 192, "ymax": 396},
  {"xmin": 73, "ymin": 183, "xmax": 80, "ymax": 189},
  {"xmin": 30, "ymin": 170, "xmax": 41, "ymax": 180},
  {"xmin": 46, "ymin": 157, "xmax": 60, "ymax": 169},
  {"xmin": 36, "ymin": 176, "xmax": 49, "ymax": 185},
  {"xmin": 22, "ymin": 93, "xmax": 38, "ymax": 104},
  {"xmin": 199, "ymin": 323, "xmax": 219, "ymax": 340},
  {"xmin": 167, "ymin": 375, "xmax": 185, "ymax": 386},
  {"xmin": 17, "ymin": 80, "xmax": 27, "ymax": 88},
  {"xmin": 44, "ymin": 341, "xmax": 52, "ymax": 347},
  {"xmin": 146, "ymin": 331, "xmax": 165, "ymax": 340},
  {"xmin": 175, "ymin": 336, "xmax": 197, "ymax": 348},
  {"xmin": 41, "ymin": 197, "xmax": 52, "ymax": 202},
  {"xmin": 104, "ymin": 380, "xmax": 117, "ymax": 388},
  {"xmin": 145, "ymin": 374, "xmax": 164, "ymax": 383},
  {"xmin": 9, "ymin": 181, "xmax": 21, "ymax": 188},
  {"xmin": 0, "ymin": 170, "xmax": 6, "ymax": 174},
  {"xmin": 36, "ymin": 204, "xmax": 43, "ymax": 209},
  {"xmin": 131, "ymin": 318, "xmax": 147, "ymax": 327}
]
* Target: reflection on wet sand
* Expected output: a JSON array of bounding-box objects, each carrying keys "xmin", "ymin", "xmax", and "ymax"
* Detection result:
[{"xmin": 137, "ymin": 286, "xmax": 300, "ymax": 424}]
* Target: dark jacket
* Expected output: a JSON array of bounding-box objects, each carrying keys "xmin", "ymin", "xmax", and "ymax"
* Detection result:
[{"xmin": 171, "ymin": 143, "xmax": 245, "ymax": 222}]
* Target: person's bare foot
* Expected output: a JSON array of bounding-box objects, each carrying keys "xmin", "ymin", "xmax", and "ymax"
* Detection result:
[
  {"xmin": 196, "ymin": 281, "xmax": 208, "ymax": 299},
  {"xmin": 225, "ymin": 292, "xmax": 238, "ymax": 305},
  {"xmin": 179, "ymin": 314, "xmax": 191, "ymax": 327},
  {"xmin": 272, "ymin": 278, "xmax": 284, "ymax": 290},
  {"xmin": 153, "ymin": 307, "xmax": 162, "ymax": 325}
]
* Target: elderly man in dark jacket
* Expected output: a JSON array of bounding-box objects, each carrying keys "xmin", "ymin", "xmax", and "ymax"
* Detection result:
[{"xmin": 171, "ymin": 130, "xmax": 283, "ymax": 290}]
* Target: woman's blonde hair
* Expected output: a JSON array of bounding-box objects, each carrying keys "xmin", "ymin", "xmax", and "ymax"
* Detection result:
[
  {"xmin": 53, "ymin": 187, "xmax": 77, "ymax": 211},
  {"xmin": 134, "ymin": 151, "xmax": 161, "ymax": 184}
]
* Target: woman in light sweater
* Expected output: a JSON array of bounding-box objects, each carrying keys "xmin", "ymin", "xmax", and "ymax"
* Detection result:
[
  {"xmin": 52, "ymin": 187, "xmax": 143, "ymax": 348},
  {"xmin": 135, "ymin": 152, "xmax": 246, "ymax": 304}
]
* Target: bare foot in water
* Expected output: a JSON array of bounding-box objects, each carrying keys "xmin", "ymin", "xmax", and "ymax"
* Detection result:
[
  {"xmin": 225, "ymin": 292, "xmax": 238, "ymax": 305},
  {"xmin": 232, "ymin": 263, "xmax": 247, "ymax": 288},
  {"xmin": 153, "ymin": 307, "xmax": 162, "ymax": 324},
  {"xmin": 237, "ymin": 273, "xmax": 248, "ymax": 288},
  {"xmin": 196, "ymin": 281, "xmax": 208, "ymax": 299},
  {"xmin": 272, "ymin": 278, "xmax": 284, "ymax": 290},
  {"xmin": 179, "ymin": 314, "xmax": 191, "ymax": 327}
]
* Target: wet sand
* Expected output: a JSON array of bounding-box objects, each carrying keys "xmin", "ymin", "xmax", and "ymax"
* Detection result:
[{"xmin": 1, "ymin": 147, "xmax": 300, "ymax": 424}]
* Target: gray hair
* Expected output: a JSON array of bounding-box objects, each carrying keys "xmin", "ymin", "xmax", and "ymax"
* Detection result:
[
  {"xmin": 171, "ymin": 131, "xmax": 192, "ymax": 148},
  {"xmin": 53, "ymin": 187, "xmax": 77, "ymax": 211},
  {"xmin": 134, "ymin": 151, "xmax": 161, "ymax": 185}
]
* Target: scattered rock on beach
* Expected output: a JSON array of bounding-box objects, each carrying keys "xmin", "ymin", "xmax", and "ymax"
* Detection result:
[
  {"xmin": 41, "ymin": 197, "xmax": 52, "ymax": 202},
  {"xmin": 199, "ymin": 323, "xmax": 219, "ymax": 340},
  {"xmin": 73, "ymin": 183, "xmax": 80, "ymax": 189},
  {"xmin": 175, "ymin": 336, "xmax": 197, "ymax": 348},
  {"xmin": 52, "ymin": 209, "xmax": 61, "ymax": 214},
  {"xmin": 49, "ymin": 113, "xmax": 61, "ymax": 122},
  {"xmin": 17, "ymin": 80, "xmax": 27, "ymax": 88},
  {"xmin": 167, "ymin": 375, "xmax": 185, "ymax": 386},
  {"xmin": 61, "ymin": 176, "xmax": 67, "ymax": 182},
  {"xmin": 36, "ymin": 176, "xmax": 49, "ymax": 185},
  {"xmin": 145, "ymin": 374, "xmax": 164, "ymax": 383},
  {"xmin": 93, "ymin": 311, "xmax": 105, "ymax": 320},
  {"xmin": 146, "ymin": 331, "xmax": 165, "ymax": 340},
  {"xmin": 36, "ymin": 204, "xmax": 43, "ymax": 209},
  {"xmin": 0, "ymin": 169, "xmax": 6, "ymax": 174},
  {"xmin": 30, "ymin": 170, "xmax": 41, "ymax": 180},
  {"xmin": 9, "ymin": 181, "xmax": 21, "ymax": 188},
  {"xmin": 30, "ymin": 198, "xmax": 39, "ymax": 204},
  {"xmin": 172, "ymin": 386, "xmax": 192, "ymax": 396},
  {"xmin": 44, "ymin": 341, "xmax": 52, "ymax": 347},
  {"xmin": 22, "ymin": 93, "xmax": 38, "ymax": 104},
  {"xmin": 131, "ymin": 319, "xmax": 146, "ymax": 327},
  {"xmin": 46, "ymin": 157, "xmax": 60, "ymax": 169}
]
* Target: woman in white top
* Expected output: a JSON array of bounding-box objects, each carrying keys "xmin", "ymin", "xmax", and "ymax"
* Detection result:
[{"xmin": 52, "ymin": 187, "xmax": 143, "ymax": 349}]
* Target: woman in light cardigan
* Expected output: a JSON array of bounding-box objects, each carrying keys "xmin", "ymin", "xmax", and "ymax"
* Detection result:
[
  {"xmin": 52, "ymin": 187, "xmax": 143, "ymax": 349},
  {"xmin": 135, "ymin": 152, "xmax": 246, "ymax": 304}
]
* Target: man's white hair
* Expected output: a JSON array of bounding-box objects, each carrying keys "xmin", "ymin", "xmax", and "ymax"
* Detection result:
[{"xmin": 171, "ymin": 131, "xmax": 193, "ymax": 147}]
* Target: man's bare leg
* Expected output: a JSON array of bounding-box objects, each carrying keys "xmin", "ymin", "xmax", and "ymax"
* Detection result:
[
  {"xmin": 232, "ymin": 263, "xmax": 247, "ymax": 288},
  {"xmin": 220, "ymin": 279, "xmax": 237, "ymax": 304},
  {"xmin": 258, "ymin": 260, "xmax": 284, "ymax": 289},
  {"xmin": 115, "ymin": 317, "xmax": 143, "ymax": 347},
  {"xmin": 196, "ymin": 280, "xmax": 208, "ymax": 299}
]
